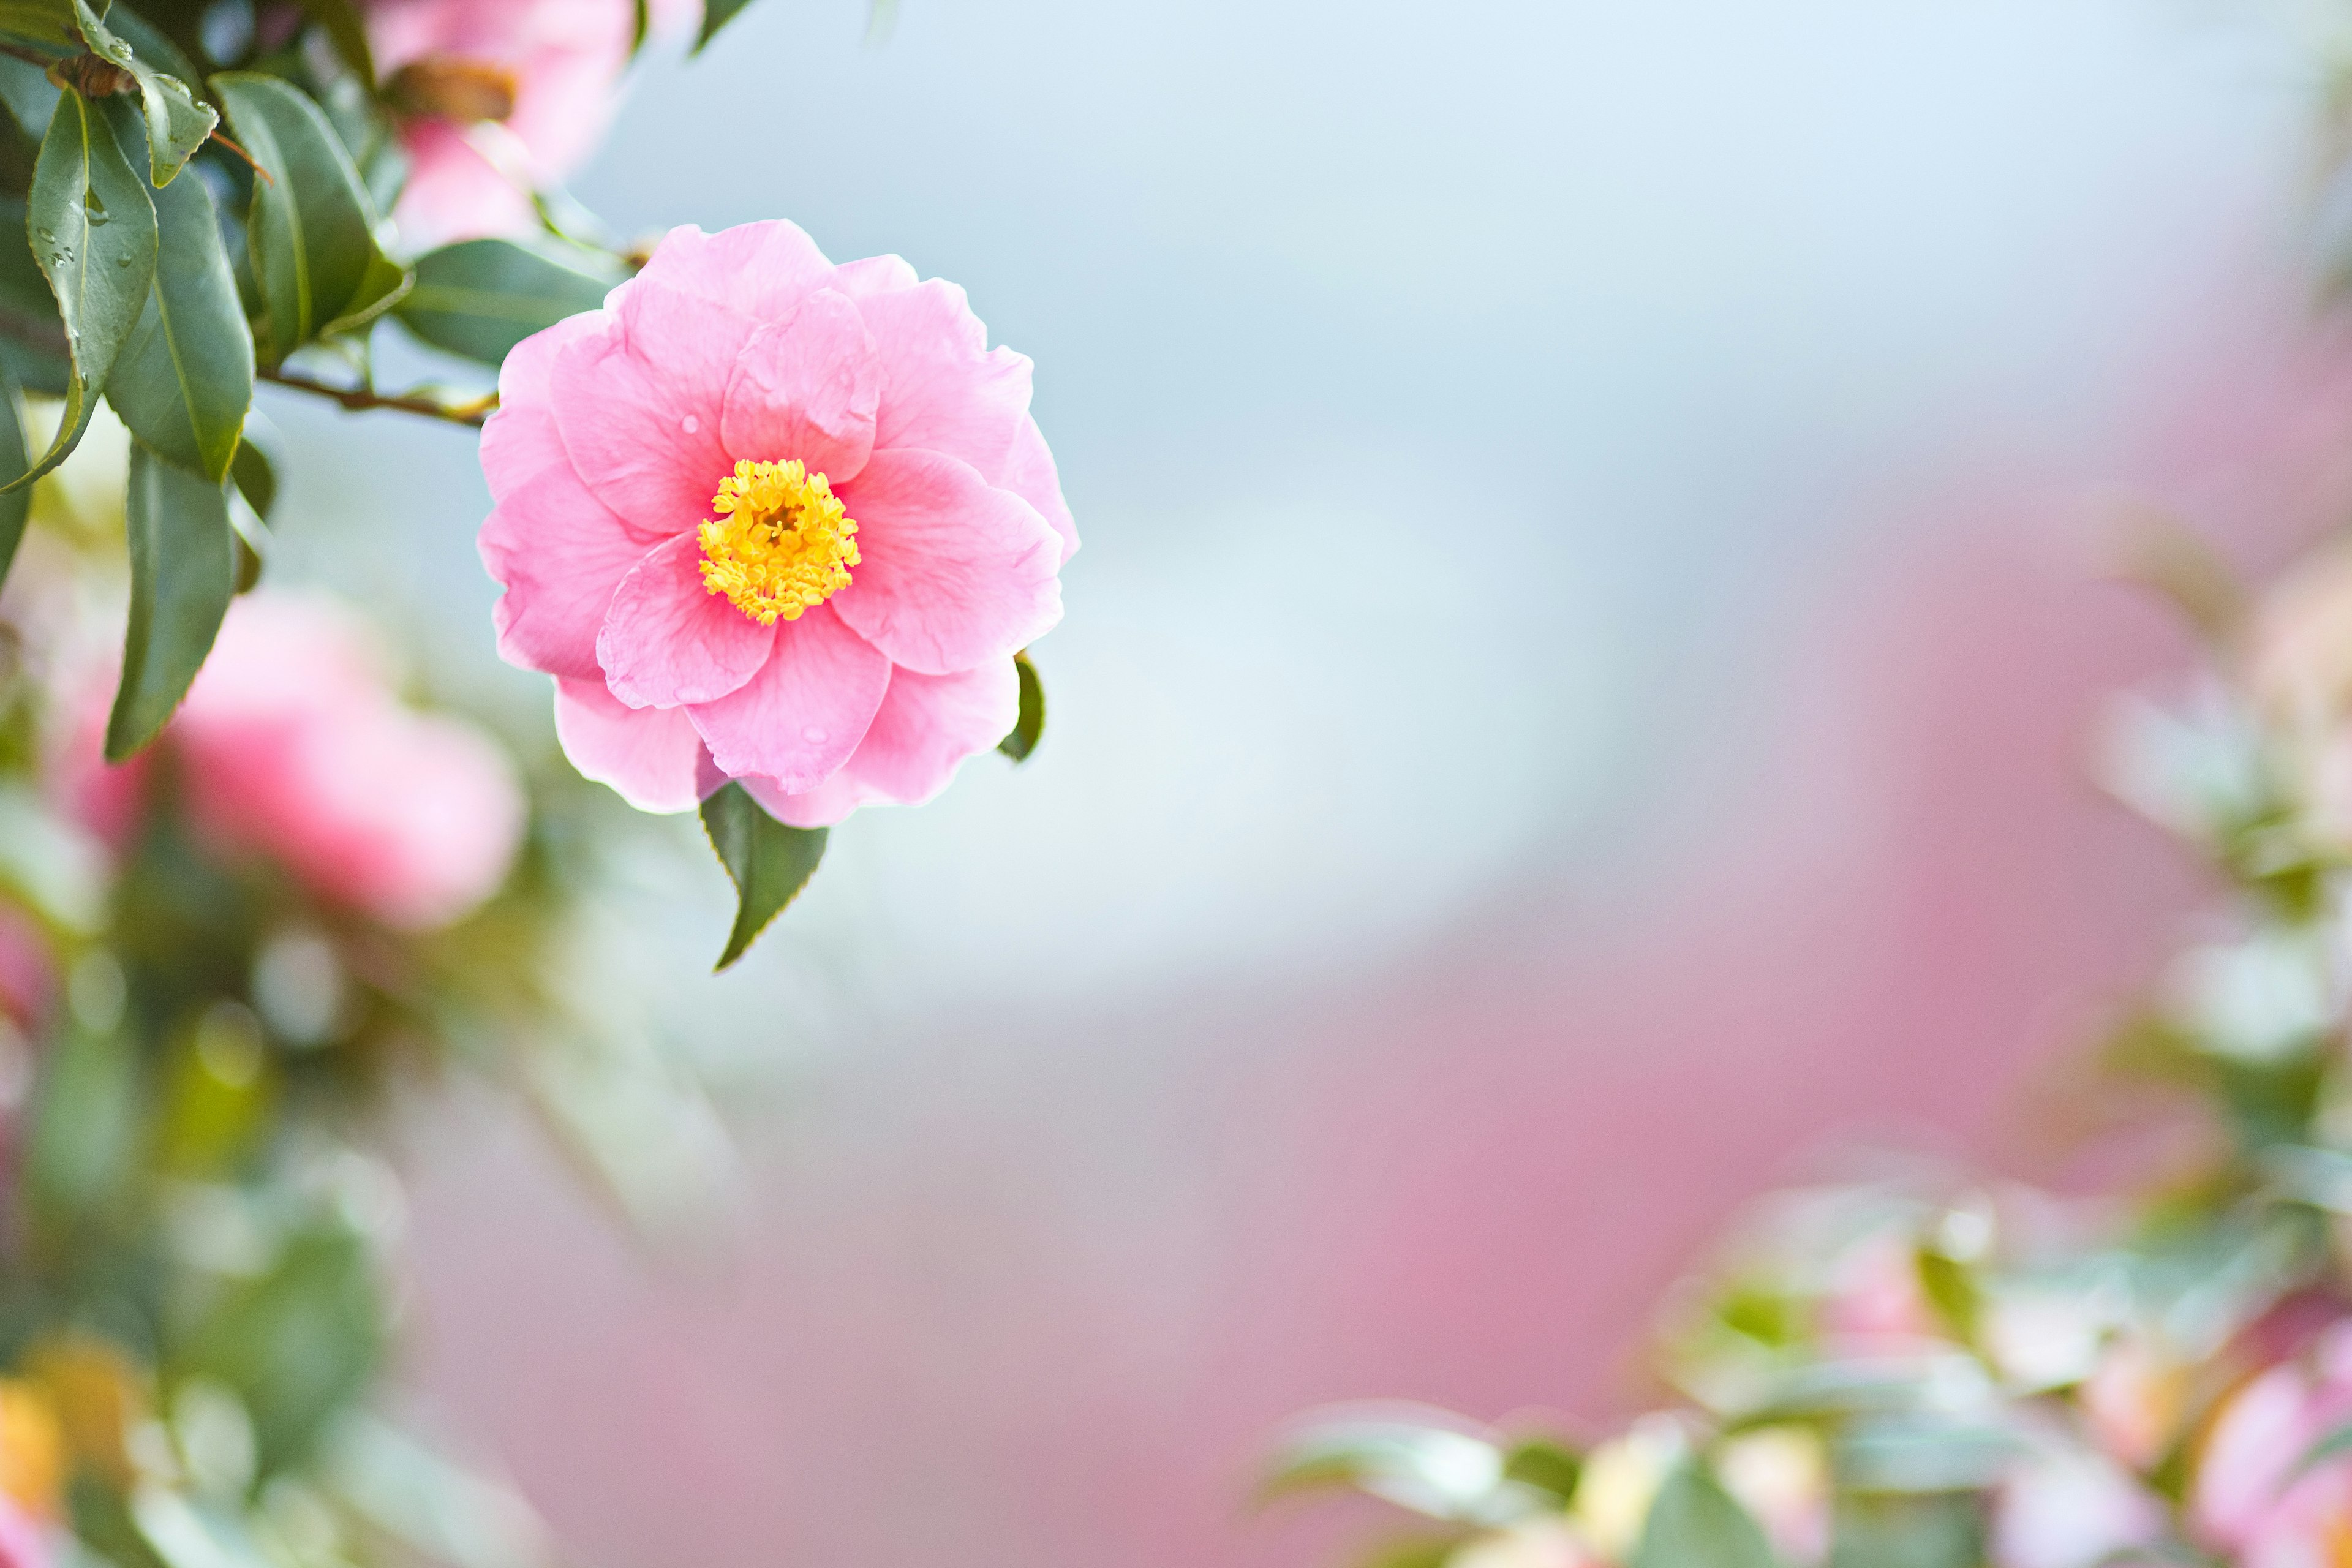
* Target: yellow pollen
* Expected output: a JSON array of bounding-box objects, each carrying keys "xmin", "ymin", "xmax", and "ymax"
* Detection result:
[{"xmin": 696, "ymin": 459, "xmax": 860, "ymax": 625}]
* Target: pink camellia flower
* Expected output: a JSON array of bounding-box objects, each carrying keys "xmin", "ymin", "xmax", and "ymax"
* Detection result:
[
  {"xmin": 365, "ymin": 0, "xmax": 696, "ymax": 249},
  {"xmin": 479, "ymin": 219, "xmax": 1075, "ymax": 826},
  {"xmin": 58, "ymin": 595, "xmax": 527, "ymax": 931},
  {"xmin": 2193, "ymin": 1321, "xmax": 2352, "ymax": 1565}
]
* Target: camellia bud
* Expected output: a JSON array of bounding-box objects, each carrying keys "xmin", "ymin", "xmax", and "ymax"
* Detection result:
[{"xmin": 385, "ymin": 56, "xmax": 519, "ymax": 124}]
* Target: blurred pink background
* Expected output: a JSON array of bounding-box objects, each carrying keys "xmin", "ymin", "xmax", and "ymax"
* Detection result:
[{"xmin": 261, "ymin": 2, "xmax": 2352, "ymax": 1564}]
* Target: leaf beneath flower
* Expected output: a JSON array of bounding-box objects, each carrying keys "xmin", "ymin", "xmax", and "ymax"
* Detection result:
[{"xmin": 699, "ymin": 782, "xmax": 827, "ymax": 971}]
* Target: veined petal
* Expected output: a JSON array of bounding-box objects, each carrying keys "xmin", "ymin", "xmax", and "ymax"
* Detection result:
[
  {"xmin": 721, "ymin": 289, "xmax": 880, "ymax": 483},
  {"xmin": 597, "ymin": 533, "xmax": 777, "ymax": 709},
  {"xmin": 638, "ymin": 220, "xmax": 836, "ymax": 322},
  {"xmin": 741, "ymin": 657, "xmax": 1017, "ymax": 826},
  {"xmin": 552, "ymin": 281, "xmax": 755, "ymax": 536},
  {"xmin": 1000, "ymin": 412, "xmax": 1078, "ymax": 565},
  {"xmin": 685, "ymin": 605, "xmax": 889, "ymax": 789},
  {"xmin": 553, "ymin": 676, "xmax": 709, "ymax": 813},
  {"xmin": 479, "ymin": 461, "xmax": 649, "ymax": 680},
  {"xmin": 481, "ymin": 310, "xmax": 608, "ymax": 504},
  {"xmin": 855, "ymin": 279, "xmax": 1031, "ymax": 480},
  {"xmin": 831, "ymin": 449, "xmax": 1062, "ymax": 675}
]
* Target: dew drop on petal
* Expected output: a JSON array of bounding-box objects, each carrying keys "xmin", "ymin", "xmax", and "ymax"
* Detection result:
[
  {"xmin": 680, "ymin": 415, "xmax": 700, "ymax": 434},
  {"xmin": 801, "ymin": 726, "xmax": 826, "ymax": 745}
]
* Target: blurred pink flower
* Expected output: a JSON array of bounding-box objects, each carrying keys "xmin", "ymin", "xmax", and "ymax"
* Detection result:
[
  {"xmin": 1992, "ymin": 1444, "xmax": 2164, "ymax": 1568},
  {"xmin": 1817, "ymin": 1234, "xmax": 1940, "ymax": 1349},
  {"xmin": 366, "ymin": 0, "xmax": 697, "ymax": 249},
  {"xmin": 480, "ymin": 219, "xmax": 1074, "ymax": 826},
  {"xmin": 2193, "ymin": 1322, "xmax": 2352, "ymax": 1564},
  {"xmin": 59, "ymin": 595, "xmax": 526, "ymax": 930},
  {"xmin": 0, "ymin": 1492, "xmax": 45, "ymax": 1568}
]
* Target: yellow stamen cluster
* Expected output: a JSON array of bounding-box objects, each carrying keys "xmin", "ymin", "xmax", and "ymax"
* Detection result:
[{"xmin": 697, "ymin": 459, "xmax": 860, "ymax": 624}]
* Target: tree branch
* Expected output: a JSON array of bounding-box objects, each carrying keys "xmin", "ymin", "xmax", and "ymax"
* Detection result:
[{"xmin": 257, "ymin": 367, "xmax": 496, "ymax": 428}]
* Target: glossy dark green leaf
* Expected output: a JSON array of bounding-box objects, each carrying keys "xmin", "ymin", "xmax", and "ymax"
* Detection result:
[
  {"xmin": 105, "ymin": 442, "xmax": 233, "ymax": 760},
  {"xmin": 1629, "ymin": 1463, "xmax": 1775, "ymax": 1568},
  {"xmin": 700, "ymin": 782, "xmax": 826, "ymax": 971},
  {"xmin": 15, "ymin": 88, "xmax": 156, "ymax": 493},
  {"xmin": 103, "ymin": 129, "xmax": 252, "ymax": 480},
  {"xmin": 0, "ymin": 192, "xmax": 65, "ymax": 393},
  {"xmin": 177, "ymin": 1223, "xmax": 384, "ymax": 1474},
  {"xmin": 288, "ymin": 0, "xmax": 375, "ymax": 88},
  {"xmin": 395, "ymin": 236, "xmax": 614, "ymax": 364},
  {"xmin": 230, "ymin": 423, "xmax": 276, "ymax": 520},
  {"xmin": 998, "ymin": 647, "xmax": 1044, "ymax": 761},
  {"xmin": 695, "ymin": 0, "xmax": 760, "ymax": 52},
  {"xmin": 0, "ymin": 360, "xmax": 31, "ymax": 588},
  {"xmin": 211, "ymin": 72, "xmax": 408, "ymax": 363},
  {"xmin": 69, "ymin": 0, "xmax": 216, "ymax": 186}
]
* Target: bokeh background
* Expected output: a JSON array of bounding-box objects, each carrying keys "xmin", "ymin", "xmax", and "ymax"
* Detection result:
[{"xmin": 247, "ymin": 2, "xmax": 2352, "ymax": 1563}]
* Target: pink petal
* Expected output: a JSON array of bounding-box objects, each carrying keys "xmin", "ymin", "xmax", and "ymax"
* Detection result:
[
  {"xmin": 551, "ymin": 281, "xmax": 753, "ymax": 536},
  {"xmin": 636, "ymin": 220, "xmax": 836, "ymax": 322},
  {"xmin": 832, "ymin": 253, "xmax": 918, "ymax": 299},
  {"xmin": 831, "ymin": 449, "xmax": 1063, "ymax": 675},
  {"xmin": 553, "ymin": 676, "xmax": 709, "ymax": 813},
  {"xmin": 597, "ymin": 532, "xmax": 777, "ymax": 708},
  {"xmin": 855, "ymin": 279, "xmax": 1032, "ymax": 480},
  {"xmin": 685, "ymin": 605, "xmax": 889, "ymax": 789},
  {"xmin": 1000, "ymin": 412, "xmax": 1078, "ymax": 564},
  {"xmin": 741, "ymin": 657, "xmax": 1017, "ymax": 826},
  {"xmin": 720, "ymin": 288, "xmax": 880, "ymax": 481},
  {"xmin": 480, "ymin": 309, "xmax": 607, "ymax": 505},
  {"xmin": 479, "ymin": 461, "xmax": 650, "ymax": 680}
]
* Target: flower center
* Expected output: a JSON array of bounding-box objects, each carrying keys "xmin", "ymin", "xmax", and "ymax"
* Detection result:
[{"xmin": 696, "ymin": 460, "xmax": 861, "ymax": 625}]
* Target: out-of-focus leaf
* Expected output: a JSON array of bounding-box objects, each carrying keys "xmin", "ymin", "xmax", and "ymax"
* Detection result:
[
  {"xmin": 102, "ymin": 126, "xmax": 252, "ymax": 480},
  {"xmin": 1500, "ymin": 1438, "xmax": 1581, "ymax": 1505},
  {"xmin": 210, "ymin": 72, "xmax": 409, "ymax": 363},
  {"xmin": 287, "ymin": 0, "xmax": 375, "ymax": 88},
  {"xmin": 1262, "ymin": 1416, "xmax": 1520, "ymax": 1525},
  {"xmin": 156, "ymin": 1004, "xmax": 274, "ymax": 1176},
  {"xmin": 0, "ymin": 53, "xmax": 58, "ymax": 142},
  {"xmin": 23, "ymin": 1021, "xmax": 138, "ymax": 1229},
  {"xmin": 699, "ymin": 782, "xmax": 826, "ymax": 971},
  {"xmin": 695, "ymin": 0, "xmax": 759, "ymax": 51},
  {"xmin": 394, "ymin": 236, "xmax": 616, "ymax": 364},
  {"xmin": 106, "ymin": 442, "xmax": 233, "ymax": 760},
  {"xmin": 1629, "ymin": 1462, "xmax": 1775, "ymax": 1568},
  {"xmin": 629, "ymin": 0, "xmax": 651, "ymax": 56},
  {"xmin": 1359, "ymin": 1539, "xmax": 1462, "ymax": 1568},
  {"xmin": 322, "ymin": 1417, "xmax": 551, "ymax": 1568},
  {"xmin": 69, "ymin": 0, "xmax": 216, "ymax": 186},
  {"xmin": 999, "ymin": 647, "xmax": 1044, "ymax": 762},
  {"xmin": 0, "ymin": 782, "xmax": 107, "ymax": 932},
  {"xmin": 1728, "ymin": 1354, "xmax": 1989, "ymax": 1428},
  {"xmin": 0, "ymin": 0, "xmax": 70, "ymax": 49},
  {"xmin": 1831, "ymin": 1415, "xmax": 2018, "ymax": 1494},
  {"xmin": 176, "ymin": 1223, "xmax": 383, "ymax": 1474},
  {"xmin": 17, "ymin": 88, "xmax": 156, "ymax": 492},
  {"xmin": 1914, "ymin": 1247, "xmax": 1980, "ymax": 1346},
  {"xmin": 132, "ymin": 1487, "xmax": 277, "ymax": 1568},
  {"xmin": 1828, "ymin": 1491, "xmax": 1985, "ymax": 1568}
]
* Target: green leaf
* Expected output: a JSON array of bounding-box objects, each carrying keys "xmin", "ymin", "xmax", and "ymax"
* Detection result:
[
  {"xmin": 69, "ymin": 0, "xmax": 216, "ymax": 187},
  {"xmin": 1827, "ymin": 1493, "xmax": 1984, "ymax": 1568},
  {"xmin": 0, "ymin": 360, "xmax": 31, "ymax": 587},
  {"xmin": 695, "ymin": 0, "xmax": 760, "ymax": 52},
  {"xmin": 394, "ymin": 236, "xmax": 614, "ymax": 364},
  {"xmin": 15, "ymin": 87, "xmax": 156, "ymax": 493},
  {"xmin": 699, "ymin": 782, "xmax": 826, "ymax": 971},
  {"xmin": 630, "ymin": 0, "xmax": 652, "ymax": 56},
  {"xmin": 103, "ymin": 127, "xmax": 252, "ymax": 480},
  {"xmin": 998, "ymin": 647, "xmax": 1044, "ymax": 762},
  {"xmin": 176, "ymin": 1223, "xmax": 383, "ymax": 1474},
  {"xmin": 1500, "ymin": 1438, "xmax": 1581, "ymax": 1505},
  {"xmin": 1629, "ymin": 1462, "xmax": 1776, "ymax": 1568},
  {"xmin": 0, "ymin": 0, "xmax": 70, "ymax": 49},
  {"xmin": 105, "ymin": 442, "xmax": 233, "ymax": 760},
  {"xmin": 1261, "ymin": 1420, "xmax": 1509, "ymax": 1522},
  {"xmin": 211, "ymin": 72, "xmax": 407, "ymax": 363},
  {"xmin": 23, "ymin": 1019, "xmax": 138, "ymax": 1230},
  {"xmin": 287, "ymin": 0, "xmax": 375, "ymax": 89},
  {"xmin": 229, "ymin": 421, "xmax": 276, "ymax": 519}
]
